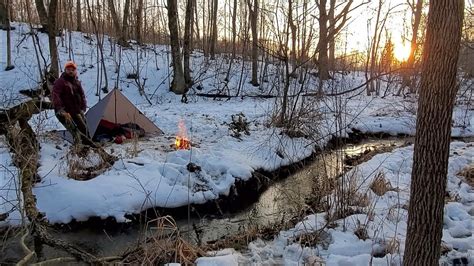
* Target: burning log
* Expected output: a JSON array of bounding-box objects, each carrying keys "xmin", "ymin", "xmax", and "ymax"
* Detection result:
[
  {"xmin": 175, "ymin": 136, "xmax": 191, "ymax": 150},
  {"xmin": 174, "ymin": 119, "xmax": 191, "ymax": 150}
]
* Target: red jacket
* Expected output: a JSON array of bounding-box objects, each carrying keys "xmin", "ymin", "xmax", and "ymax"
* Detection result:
[{"xmin": 51, "ymin": 73, "xmax": 87, "ymax": 114}]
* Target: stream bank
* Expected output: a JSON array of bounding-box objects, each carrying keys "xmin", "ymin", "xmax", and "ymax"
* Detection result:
[{"xmin": 1, "ymin": 137, "xmax": 411, "ymax": 263}]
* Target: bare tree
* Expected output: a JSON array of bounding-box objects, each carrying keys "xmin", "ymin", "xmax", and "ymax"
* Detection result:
[
  {"xmin": 288, "ymin": 0, "xmax": 297, "ymax": 78},
  {"xmin": 76, "ymin": 0, "xmax": 81, "ymax": 31},
  {"xmin": 35, "ymin": 0, "xmax": 48, "ymax": 30},
  {"xmin": 183, "ymin": 0, "xmax": 195, "ymax": 86},
  {"xmin": 46, "ymin": 0, "xmax": 59, "ymax": 79},
  {"xmin": 209, "ymin": 0, "xmax": 218, "ymax": 59},
  {"xmin": 328, "ymin": 0, "xmax": 336, "ymax": 70},
  {"xmin": 122, "ymin": 0, "xmax": 131, "ymax": 43},
  {"xmin": 247, "ymin": 0, "xmax": 259, "ymax": 86},
  {"xmin": 167, "ymin": 0, "xmax": 187, "ymax": 94},
  {"xmin": 399, "ymin": 0, "xmax": 423, "ymax": 94},
  {"xmin": 224, "ymin": 0, "xmax": 238, "ymax": 83},
  {"xmin": 136, "ymin": 0, "xmax": 143, "ymax": 43},
  {"xmin": 318, "ymin": 0, "xmax": 355, "ymax": 81},
  {"xmin": 404, "ymin": 1, "xmax": 464, "ymax": 265},
  {"xmin": 3, "ymin": 0, "xmax": 14, "ymax": 71},
  {"xmin": 317, "ymin": 0, "xmax": 329, "ymax": 81},
  {"xmin": 107, "ymin": 0, "xmax": 130, "ymax": 47},
  {"xmin": 0, "ymin": 0, "xmax": 6, "ymax": 26}
]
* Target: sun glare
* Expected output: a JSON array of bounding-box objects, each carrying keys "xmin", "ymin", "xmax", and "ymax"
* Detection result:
[{"xmin": 394, "ymin": 42, "xmax": 412, "ymax": 62}]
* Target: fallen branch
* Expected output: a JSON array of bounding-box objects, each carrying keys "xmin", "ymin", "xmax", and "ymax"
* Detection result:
[
  {"xmin": 17, "ymin": 229, "xmax": 36, "ymax": 266},
  {"xmin": 1, "ymin": 94, "xmax": 119, "ymax": 264},
  {"xmin": 31, "ymin": 256, "xmax": 122, "ymax": 266},
  {"xmin": 6, "ymin": 121, "xmax": 100, "ymax": 263},
  {"xmin": 0, "ymin": 98, "xmax": 54, "ymax": 134}
]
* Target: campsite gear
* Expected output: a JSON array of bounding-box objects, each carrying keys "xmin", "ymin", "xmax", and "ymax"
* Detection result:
[
  {"xmin": 114, "ymin": 135, "xmax": 125, "ymax": 144},
  {"xmin": 52, "ymin": 72, "xmax": 87, "ymax": 114},
  {"xmin": 64, "ymin": 61, "xmax": 77, "ymax": 70},
  {"xmin": 93, "ymin": 119, "xmax": 146, "ymax": 142},
  {"xmin": 59, "ymin": 89, "xmax": 163, "ymax": 143},
  {"xmin": 56, "ymin": 111, "xmax": 93, "ymax": 145},
  {"xmin": 121, "ymin": 123, "xmax": 146, "ymax": 138},
  {"xmin": 85, "ymin": 89, "xmax": 163, "ymax": 139}
]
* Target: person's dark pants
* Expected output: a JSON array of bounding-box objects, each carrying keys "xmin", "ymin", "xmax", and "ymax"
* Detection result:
[{"xmin": 56, "ymin": 112, "xmax": 93, "ymax": 146}]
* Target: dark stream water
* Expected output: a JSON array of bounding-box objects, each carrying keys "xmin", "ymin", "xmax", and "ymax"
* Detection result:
[{"xmin": 0, "ymin": 138, "xmax": 409, "ymax": 263}]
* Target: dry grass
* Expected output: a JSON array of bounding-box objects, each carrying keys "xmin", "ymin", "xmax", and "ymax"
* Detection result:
[
  {"xmin": 457, "ymin": 165, "xmax": 474, "ymax": 187},
  {"xmin": 124, "ymin": 132, "xmax": 142, "ymax": 158},
  {"xmin": 370, "ymin": 171, "xmax": 395, "ymax": 196},
  {"xmin": 204, "ymin": 220, "xmax": 292, "ymax": 252},
  {"xmin": 307, "ymin": 171, "xmax": 337, "ymax": 213},
  {"xmin": 354, "ymin": 225, "xmax": 369, "ymax": 240},
  {"xmin": 67, "ymin": 146, "xmax": 116, "ymax": 180},
  {"xmin": 122, "ymin": 216, "xmax": 206, "ymax": 264},
  {"xmin": 384, "ymin": 237, "xmax": 400, "ymax": 255},
  {"xmin": 294, "ymin": 230, "xmax": 331, "ymax": 249}
]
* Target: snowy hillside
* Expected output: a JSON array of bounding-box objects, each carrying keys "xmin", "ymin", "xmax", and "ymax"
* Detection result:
[
  {"xmin": 0, "ymin": 13, "xmax": 473, "ymax": 266},
  {"xmin": 0, "ymin": 23, "xmax": 473, "ymax": 230},
  {"xmin": 199, "ymin": 142, "xmax": 474, "ymax": 265}
]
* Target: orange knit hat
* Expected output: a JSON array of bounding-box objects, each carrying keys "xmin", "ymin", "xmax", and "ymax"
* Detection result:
[{"xmin": 64, "ymin": 61, "xmax": 77, "ymax": 70}]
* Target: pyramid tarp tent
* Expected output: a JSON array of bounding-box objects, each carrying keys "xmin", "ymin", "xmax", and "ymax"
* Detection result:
[{"xmin": 60, "ymin": 89, "xmax": 162, "ymax": 141}]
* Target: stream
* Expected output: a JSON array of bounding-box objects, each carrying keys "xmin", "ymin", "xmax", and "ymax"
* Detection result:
[{"xmin": 0, "ymin": 138, "xmax": 410, "ymax": 263}]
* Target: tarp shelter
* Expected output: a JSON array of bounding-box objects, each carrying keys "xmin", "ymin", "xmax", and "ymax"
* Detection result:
[{"xmin": 60, "ymin": 89, "xmax": 163, "ymax": 141}]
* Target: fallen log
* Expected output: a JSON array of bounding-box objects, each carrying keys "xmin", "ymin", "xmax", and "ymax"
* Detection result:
[
  {"xmin": 1, "ymin": 96, "xmax": 119, "ymax": 264},
  {"xmin": 0, "ymin": 98, "xmax": 53, "ymax": 134},
  {"xmin": 5, "ymin": 118, "xmax": 100, "ymax": 263}
]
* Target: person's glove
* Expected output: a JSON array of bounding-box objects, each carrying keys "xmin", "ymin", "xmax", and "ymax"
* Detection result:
[{"xmin": 59, "ymin": 111, "xmax": 73, "ymax": 123}]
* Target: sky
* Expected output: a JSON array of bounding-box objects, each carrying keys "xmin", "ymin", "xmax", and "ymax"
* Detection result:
[{"xmin": 344, "ymin": 0, "xmax": 416, "ymax": 59}]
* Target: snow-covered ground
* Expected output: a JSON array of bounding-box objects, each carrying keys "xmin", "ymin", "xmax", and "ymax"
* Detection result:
[
  {"xmin": 199, "ymin": 142, "xmax": 474, "ymax": 265},
  {"xmin": 0, "ymin": 23, "xmax": 473, "ymax": 230}
]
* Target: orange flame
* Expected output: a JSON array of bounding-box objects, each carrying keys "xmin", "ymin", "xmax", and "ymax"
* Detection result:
[{"xmin": 175, "ymin": 120, "xmax": 191, "ymax": 150}]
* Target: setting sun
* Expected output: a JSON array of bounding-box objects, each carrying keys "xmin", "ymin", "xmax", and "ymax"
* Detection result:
[{"xmin": 394, "ymin": 42, "xmax": 412, "ymax": 62}]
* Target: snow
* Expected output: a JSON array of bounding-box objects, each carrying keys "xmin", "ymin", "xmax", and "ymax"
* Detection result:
[
  {"xmin": 199, "ymin": 142, "xmax": 474, "ymax": 265},
  {"xmin": 0, "ymin": 138, "xmax": 22, "ymax": 224},
  {"xmin": 196, "ymin": 249, "xmax": 243, "ymax": 266},
  {"xmin": 0, "ymin": 22, "xmax": 473, "ymax": 233},
  {"xmin": 0, "ymin": 23, "xmax": 316, "ymax": 225}
]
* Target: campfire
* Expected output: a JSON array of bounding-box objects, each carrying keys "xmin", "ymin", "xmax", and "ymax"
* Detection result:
[
  {"xmin": 175, "ymin": 136, "xmax": 191, "ymax": 150},
  {"xmin": 174, "ymin": 120, "xmax": 191, "ymax": 150}
]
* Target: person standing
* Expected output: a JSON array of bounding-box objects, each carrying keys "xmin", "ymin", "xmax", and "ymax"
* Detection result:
[{"xmin": 52, "ymin": 61, "xmax": 92, "ymax": 146}]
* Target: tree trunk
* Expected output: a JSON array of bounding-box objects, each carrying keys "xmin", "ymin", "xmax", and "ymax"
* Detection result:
[
  {"xmin": 367, "ymin": 0, "xmax": 382, "ymax": 96},
  {"xmin": 209, "ymin": 0, "xmax": 218, "ymax": 59},
  {"xmin": 107, "ymin": 0, "xmax": 121, "ymax": 37},
  {"xmin": 183, "ymin": 0, "xmax": 194, "ymax": 86},
  {"xmin": 35, "ymin": 0, "xmax": 49, "ymax": 30},
  {"xmin": 122, "ymin": 0, "xmax": 131, "ymax": 42},
  {"xmin": 404, "ymin": 1, "xmax": 464, "ymax": 265},
  {"xmin": 76, "ymin": 0, "xmax": 81, "ymax": 31},
  {"xmin": 4, "ymin": 0, "xmax": 13, "ymax": 71},
  {"xmin": 107, "ymin": 0, "xmax": 129, "ymax": 47},
  {"xmin": 136, "ymin": 0, "xmax": 143, "ymax": 43},
  {"xmin": 167, "ymin": 0, "xmax": 186, "ymax": 94},
  {"xmin": 247, "ymin": 0, "xmax": 259, "ymax": 86},
  {"xmin": 0, "ymin": 0, "xmax": 7, "ymax": 26},
  {"xmin": 317, "ymin": 0, "xmax": 329, "ymax": 81},
  {"xmin": 405, "ymin": 0, "xmax": 423, "ymax": 93},
  {"xmin": 47, "ymin": 0, "xmax": 59, "ymax": 79},
  {"xmin": 224, "ymin": 0, "xmax": 238, "ymax": 83},
  {"xmin": 231, "ymin": 0, "xmax": 237, "ymax": 60},
  {"xmin": 328, "ymin": 0, "xmax": 336, "ymax": 70},
  {"xmin": 288, "ymin": 0, "xmax": 297, "ymax": 78}
]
